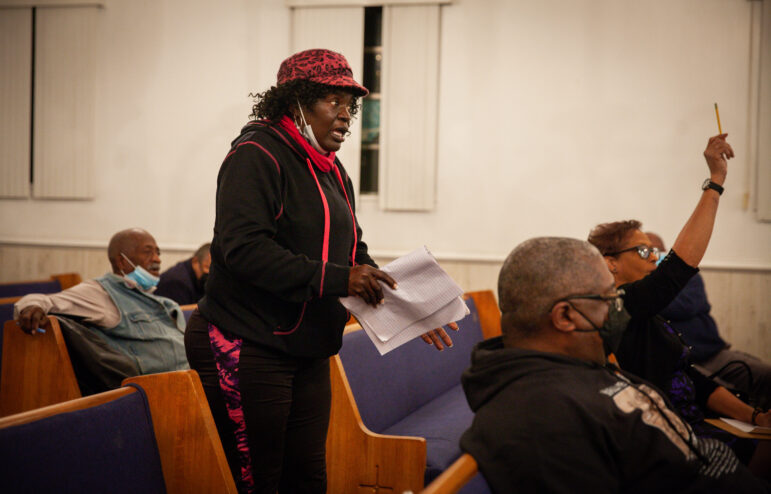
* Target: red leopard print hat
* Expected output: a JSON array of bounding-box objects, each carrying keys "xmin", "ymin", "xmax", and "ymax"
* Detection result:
[{"xmin": 277, "ymin": 48, "xmax": 369, "ymax": 97}]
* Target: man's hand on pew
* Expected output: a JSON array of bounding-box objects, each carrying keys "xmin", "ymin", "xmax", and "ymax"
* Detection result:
[
  {"xmin": 420, "ymin": 322, "xmax": 459, "ymax": 351},
  {"xmin": 17, "ymin": 306, "xmax": 47, "ymax": 334}
]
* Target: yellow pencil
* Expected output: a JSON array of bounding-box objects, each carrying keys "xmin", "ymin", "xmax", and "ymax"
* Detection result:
[{"xmin": 714, "ymin": 103, "xmax": 722, "ymax": 134}]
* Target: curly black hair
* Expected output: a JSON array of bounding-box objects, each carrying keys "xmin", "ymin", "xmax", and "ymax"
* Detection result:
[{"xmin": 250, "ymin": 80, "xmax": 360, "ymax": 122}]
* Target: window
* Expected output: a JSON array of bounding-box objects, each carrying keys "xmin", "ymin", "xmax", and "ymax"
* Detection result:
[
  {"xmin": 288, "ymin": 0, "xmax": 449, "ymax": 210},
  {"xmin": 360, "ymin": 7, "xmax": 382, "ymax": 194}
]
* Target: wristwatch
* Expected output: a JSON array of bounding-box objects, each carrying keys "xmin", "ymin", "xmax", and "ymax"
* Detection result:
[{"xmin": 701, "ymin": 179, "xmax": 724, "ymax": 195}]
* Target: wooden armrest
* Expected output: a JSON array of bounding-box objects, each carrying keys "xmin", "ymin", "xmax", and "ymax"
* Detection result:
[
  {"xmin": 123, "ymin": 370, "xmax": 237, "ymax": 494},
  {"xmin": 327, "ymin": 355, "xmax": 426, "ymax": 494},
  {"xmin": 421, "ymin": 453, "xmax": 479, "ymax": 494},
  {"xmin": 465, "ymin": 290, "xmax": 501, "ymax": 339},
  {"xmin": 0, "ymin": 316, "xmax": 80, "ymax": 416}
]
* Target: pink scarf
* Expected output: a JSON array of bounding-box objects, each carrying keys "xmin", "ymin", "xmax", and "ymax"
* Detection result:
[{"xmin": 278, "ymin": 115, "xmax": 336, "ymax": 172}]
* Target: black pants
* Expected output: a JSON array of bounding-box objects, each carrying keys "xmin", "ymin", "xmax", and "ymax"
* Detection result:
[{"xmin": 185, "ymin": 310, "xmax": 331, "ymax": 494}]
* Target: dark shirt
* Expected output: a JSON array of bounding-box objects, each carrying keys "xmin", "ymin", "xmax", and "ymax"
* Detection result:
[
  {"xmin": 460, "ymin": 337, "xmax": 768, "ymax": 494},
  {"xmin": 617, "ymin": 252, "xmax": 719, "ymax": 413},
  {"xmin": 156, "ymin": 259, "xmax": 202, "ymax": 305},
  {"xmin": 659, "ymin": 274, "xmax": 726, "ymax": 362}
]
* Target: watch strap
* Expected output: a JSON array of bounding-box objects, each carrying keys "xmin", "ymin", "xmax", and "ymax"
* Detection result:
[{"xmin": 702, "ymin": 179, "xmax": 724, "ymax": 195}]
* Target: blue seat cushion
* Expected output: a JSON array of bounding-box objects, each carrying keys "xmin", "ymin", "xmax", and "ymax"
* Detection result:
[
  {"xmin": 0, "ymin": 279, "xmax": 61, "ymax": 298},
  {"xmin": 458, "ymin": 473, "xmax": 492, "ymax": 494},
  {"xmin": 381, "ymin": 383, "xmax": 474, "ymax": 483},
  {"xmin": 340, "ymin": 297, "xmax": 483, "ymax": 432},
  {"xmin": 0, "ymin": 387, "xmax": 166, "ymax": 494}
]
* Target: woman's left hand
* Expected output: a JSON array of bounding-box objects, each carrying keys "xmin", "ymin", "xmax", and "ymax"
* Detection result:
[{"xmin": 420, "ymin": 322, "xmax": 460, "ymax": 351}]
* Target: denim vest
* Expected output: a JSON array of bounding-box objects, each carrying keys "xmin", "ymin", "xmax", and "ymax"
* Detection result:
[{"xmin": 95, "ymin": 273, "xmax": 189, "ymax": 374}]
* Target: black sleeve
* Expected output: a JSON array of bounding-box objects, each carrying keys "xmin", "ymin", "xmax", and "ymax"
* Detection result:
[
  {"xmin": 687, "ymin": 365, "xmax": 720, "ymax": 410},
  {"xmin": 214, "ymin": 142, "xmax": 350, "ymax": 303},
  {"xmin": 659, "ymin": 274, "xmax": 710, "ymax": 321},
  {"xmin": 339, "ymin": 165, "xmax": 377, "ymax": 269},
  {"xmin": 622, "ymin": 250, "xmax": 698, "ymax": 319}
]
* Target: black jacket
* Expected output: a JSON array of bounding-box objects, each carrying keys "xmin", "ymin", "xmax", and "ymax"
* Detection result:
[
  {"xmin": 156, "ymin": 259, "xmax": 202, "ymax": 305},
  {"xmin": 659, "ymin": 273, "xmax": 726, "ymax": 363},
  {"xmin": 460, "ymin": 337, "xmax": 768, "ymax": 494},
  {"xmin": 198, "ymin": 121, "xmax": 376, "ymax": 358},
  {"xmin": 617, "ymin": 252, "xmax": 718, "ymax": 412}
]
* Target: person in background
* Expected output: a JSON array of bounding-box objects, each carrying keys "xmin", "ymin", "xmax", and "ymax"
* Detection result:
[
  {"xmin": 646, "ymin": 231, "xmax": 770, "ymax": 410},
  {"xmin": 460, "ymin": 237, "xmax": 768, "ymax": 493},
  {"xmin": 156, "ymin": 242, "xmax": 211, "ymax": 305},
  {"xmin": 14, "ymin": 228, "xmax": 188, "ymax": 375},
  {"xmin": 185, "ymin": 49, "xmax": 458, "ymax": 494}
]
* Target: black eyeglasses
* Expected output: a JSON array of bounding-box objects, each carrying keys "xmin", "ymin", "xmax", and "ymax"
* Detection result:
[
  {"xmin": 606, "ymin": 245, "xmax": 660, "ymax": 260},
  {"xmin": 556, "ymin": 289, "xmax": 625, "ymax": 312}
]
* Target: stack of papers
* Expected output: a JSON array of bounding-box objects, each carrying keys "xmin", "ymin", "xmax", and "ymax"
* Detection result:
[
  {"xmin": 340, "ymin": 246, "xmax": 470, "ymax": 355},
  {"xmin": 719, "ymin": 418, "xmax": 771, "ymax": 435}
]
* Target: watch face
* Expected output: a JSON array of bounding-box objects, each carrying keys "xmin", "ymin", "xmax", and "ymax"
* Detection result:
[{"xmin": 702, "ymin": 179, "xmax": 711, "ymax": 190}]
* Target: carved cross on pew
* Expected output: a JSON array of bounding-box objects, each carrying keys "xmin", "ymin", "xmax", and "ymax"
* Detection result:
[{"xmin": 358, "ymin": 464, "xmax": 394, "ymax": 493}]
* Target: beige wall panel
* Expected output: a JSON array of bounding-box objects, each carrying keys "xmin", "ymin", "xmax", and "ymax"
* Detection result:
[
  {"xmin": 0, "ymin": 244, "xmax": 192, "ymax": 282},
  {"xmin": 291, "ymin": 6, "xmax": 365, "ymax": 195},
  {"xmin": 0, "ymin": 8, "xmax": 32, "ymax": 198},
  {"xmin": 2, "ymin": 245, "xmax": 768, "ymax": 361},
  {"xmin": 701, "ymin": 268, "xmax": 771, "ymax": 361},
  {"xmin": 33, "ymin": 6, "xmax": 98, "ymax": 199},
  {"xmin": 379, "ymin": 4, "xmax": 439, "ymax": 211},
  {"xmin": 756, "ymin": 0, "xmax": 771, "ymax": 220}
]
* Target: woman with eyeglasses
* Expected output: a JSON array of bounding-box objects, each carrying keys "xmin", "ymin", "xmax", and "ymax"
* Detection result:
[{"xmin": 588, "ymin": 135, "xmax": 770, "ymax": 469}]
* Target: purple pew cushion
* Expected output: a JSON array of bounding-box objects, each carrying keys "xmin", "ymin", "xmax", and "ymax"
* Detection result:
[
  {"xmin": 458, "ymin": 473, "xmax": 492, "ymax": 494},
  {"xmin": 381, "ymin": 384, "xmax": 474, "ymax": 483},
  {"xmin": 0, "ymin": 279, "xmax": 61, "ymax": 298},
  {"xmin": 0, "ymin": 387, "xmax": 166, "ymax": 494},
  {"xmin": 339, "ymin": 297, "xmax": 483, "ymax": 433}
]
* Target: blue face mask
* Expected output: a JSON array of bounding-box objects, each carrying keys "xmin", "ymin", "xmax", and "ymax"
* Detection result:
[{"xmin": 121, "ymin": 253, "xmax": 160, "ymax": 291}]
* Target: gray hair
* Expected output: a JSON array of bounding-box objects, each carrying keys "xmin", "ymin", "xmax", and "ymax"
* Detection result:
[
  {"xmin": 498, "ymin": 237, "xmax": 605, "ymax": 338},
  {"xmin": 107, "ymin": 228, "xmax": 152, "ymax": 271}
]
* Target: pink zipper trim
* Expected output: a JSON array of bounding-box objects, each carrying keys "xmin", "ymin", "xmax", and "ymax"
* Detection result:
[
  {"xmin": 273, "ymin": 301, "xmax": 308, "ymax": 335},
  {"xmin": 332, "ymin": 164, "xmax": 358, "ymax": 266},
  {"xmin": 225, "ymin": 141, "xmax": 281, "ymax": 175},
  {"xmin": 306, "ymin": 159, "xmax": 330, "ymax": 296}
]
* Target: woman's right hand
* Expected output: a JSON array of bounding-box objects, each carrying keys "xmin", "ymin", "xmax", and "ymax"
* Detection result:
[
  {"xmin": 703, "ymin": 133, "xmax": 732, "ymax": 184},
  {"xmin": 348, "ymin": 265, "xmax": 396, "ymax": 307}
]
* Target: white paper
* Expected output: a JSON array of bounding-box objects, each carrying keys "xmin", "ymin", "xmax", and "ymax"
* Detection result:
[
  {"xmin": 341, "ymin": 246, "xmax": 470, "ymax": 355},
  {"xmin": 720, "ymin": 417, "xmax": 771, "ymax": 435}
]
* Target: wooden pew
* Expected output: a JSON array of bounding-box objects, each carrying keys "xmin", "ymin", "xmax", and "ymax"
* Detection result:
[
  {"xmin": 0, "ymin": 370, "xmax": 236, "ymax": 494},
  {"xmin": 0, "ymin": 316, "xmax": 81, "ymax": 416},
  {"xmin": 325, "ymin": 290, "xmax": 501, "ymax": 494},
  {"xmin": 0, "ymin": 272, "xmax": 82, "ymax": 302}
]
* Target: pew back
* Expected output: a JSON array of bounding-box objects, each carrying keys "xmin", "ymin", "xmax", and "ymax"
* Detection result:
[
  {"xmin": 0, "ymin": 317, "xmax": 81, "ymax": 416},
  {"xmin": 0, "ymin": 370, "xmax": 237, "ymax": 494}
]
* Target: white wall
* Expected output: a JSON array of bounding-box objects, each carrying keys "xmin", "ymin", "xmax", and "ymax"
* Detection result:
[{"xmin": 1, "ymin": 0, "xmax": 769, "ymax": 269}]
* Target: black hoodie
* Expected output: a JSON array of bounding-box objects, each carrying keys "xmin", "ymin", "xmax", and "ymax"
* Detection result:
[
  {"xmin": 460, "ymin": 337, "xmax": 768, "ymax": 493},
  {"xmin": 198, "ymin": 121, "xmax": 376, "ymax": 358}
]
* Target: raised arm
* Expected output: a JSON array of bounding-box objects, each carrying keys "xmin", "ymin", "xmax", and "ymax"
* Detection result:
[{"xmin": 671, "ymin": 134, "xmax": 733, "ymax": 267}]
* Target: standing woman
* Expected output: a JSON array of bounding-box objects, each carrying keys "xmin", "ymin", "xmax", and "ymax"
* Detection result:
[{"xmin": 186, "ymin": 49, "xmax": 454, "ymax": 494}]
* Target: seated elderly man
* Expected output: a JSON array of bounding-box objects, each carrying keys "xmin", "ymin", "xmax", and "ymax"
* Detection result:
[
  {"xmin": 155, "ymin": 242, "xmax": 211, "ymax": 305},
  {"xmin": 15, "ymin": 228, "xmax": 188, "ymax": 375},
  {"xmin": 460, "ymin": 237, "xmax": 767, "ymax": 493}
]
